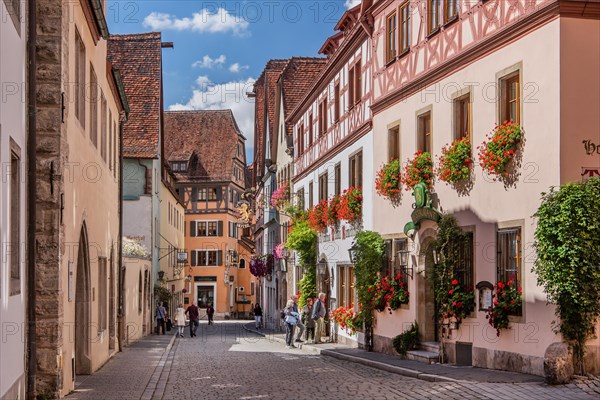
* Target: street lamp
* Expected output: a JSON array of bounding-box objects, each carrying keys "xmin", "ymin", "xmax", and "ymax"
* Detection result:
[
  {"xmin": 397, "ymin": 248, "xmax": 412, "ymax": 279},
  {"xmin": 348, "ymin": 243, "xmax": 358, "ymax": 264}
]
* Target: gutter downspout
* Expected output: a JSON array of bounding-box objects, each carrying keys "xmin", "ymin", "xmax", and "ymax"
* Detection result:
[
  {"xmin": 118, "ymin": 112, "xmax": 125, "ymax": 352},
  {"xmin": 26, "ymin": 0, "xmax": 38, "ymax": 396}
]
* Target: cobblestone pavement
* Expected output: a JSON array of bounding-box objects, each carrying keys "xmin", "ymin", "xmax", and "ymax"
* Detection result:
[
  {"xmin": 65, "ymin": 322, "xmax": 600, "ymax": 400},
  {"xmin": 161, "ymin": 322, "xmax": 600, "ymax": 400}
]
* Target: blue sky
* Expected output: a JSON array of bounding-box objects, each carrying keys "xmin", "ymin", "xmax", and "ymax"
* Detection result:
[{"xmin": 107, "ymin": 0, "xmax": 361, "ymax": 159}]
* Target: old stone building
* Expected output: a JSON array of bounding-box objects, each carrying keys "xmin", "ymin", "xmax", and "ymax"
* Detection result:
[
  {"xmin": 31, "ymin": 1, "xmax": 128, "ymax": 397},
  {"xmin": 164, "ymin": 110, "xmax": 255, "ymax": 319}
]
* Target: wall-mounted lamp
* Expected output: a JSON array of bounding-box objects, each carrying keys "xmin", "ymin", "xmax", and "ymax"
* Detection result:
[{"xmin": 348, "ymin": 244, "xmax": 358, "ymax": 264}]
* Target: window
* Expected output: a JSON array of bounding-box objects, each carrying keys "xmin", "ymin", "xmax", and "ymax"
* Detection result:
[
  {"xmin": 319, "ymin": 99, "xmax": 328, "ymax": 137},
  {"xmin": 99, "ymin": 257, "xmax": 108, "ymax": 331},
  {"xmin": 428, "ymin": 0, "xmax": 441, "ymax": 34},
  {"xmin": 172, "ymin": 161, "xmax": 188, "ymax": 173},
  {"xmin": 75, "ymin": 29, "xmax": 86, "ymax": 126},
  {"xmin": 334, "ymin": 84, "xmax": 340, "ymax": 122},
  {"xmin": 337, "ymin": 265, "xmax": 355, "ymax": 307},
  {"xmin": 207, "ymin": 222, "xmax": 217, "ymax": 236},
  {"xmin": 228, "ymin": 222, "xmax": 238, "ymax": 238},
  {"xmin": 9, "ymin": 141, "xmax": 21, "ymax": 296},
  {"xmin": 208, "ymin": 188, "xmax": 218, "ymax": 201},
  {"xmin": 417, "ymin": 111, "xmax": 432, "ymax": 153},
  {"xmin": 334, "ymin": 163, "xmax": 341, "ymax": 196},
  {"xmin": 383, "ymin": 238, "xmax": 408, "ymax": 280},
  {"xmin": 308, "ymin": 181, "xmax": 314, "ymax": 208},
  {"xmin": 497, "ymin": 228, "xmax": 521, "ymax": 286},
  {"xmin": 500, "ymin": 71, "xmax": 521, "ymax": 124},
  {"xmin": 192, "ymin": 250, "xmax": 222, "ymax": 267},
  {"xmin": 456, "ymin": 232, "xmax": 474, "ymax": 290},
  {"xmin": 318, "ymin": 173, "xmax": 328, "ymax": 202},
  {"xmin": 190, "ymin": 221, "xmax": 223, "ymax": 237},
  {"xmin": 349, "ymin": 61, "xmax": 362, "ymax": 106},
  {"xmin": 197, "ymin": 188, "xmax": 208, "ymax": 201},
  {"xmin": 101, "ymin": 94, "xmax": 107, "ymax": 161},
  {"xmin": 308, "ymin": 114, "xmax": 314, "ymax": 147},
  {"xmin": 298, "ymin": 123, "xmax": 304, "ymax": 155},
  {"xmin": 388, "ymin": 125, "xmax": 400, "ymax": 161},
  {"xmin": 386, "ymin": 12, "xmax": 397, "ymax": 63},
  {"xmin": 296, "ymin": 188, "xmax": 305, "ymax": 210},
  {"xmin": 90, "ymin": 66, "xmax": 98, "ymax": 147},
  {"xmin": 444, "ymin": 0, "xmax": 458, "ymax": 23},
  {"xmin": 399, "ymin": 1, "xmax": 411, "ymax": 53},
  {"xmin": 453, "ymin": 93, "xmax": 471, "ymax": 141},
  {"xmin": 349, "ymin": 150, "xmax": 363, "ymax": 188}
]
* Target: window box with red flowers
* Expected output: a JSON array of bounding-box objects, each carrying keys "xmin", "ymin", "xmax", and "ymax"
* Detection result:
[
  {"xmin": 331, "ymin": 305, "xmax": 361, "ymax": 336},
  {"xmin": 369, "ymin": 273, "xmax": 409, "ymax": 313},
  {"xmin": 478, "ymin": 121, "xmax": 523, "ymax": 178},
  {"xmin": 442, "ymin": 279, "xmax": 475, "ymax": 329},
  {"xmin": 403, "ymin": 151, "xmax": 434, "ymax": 190},
  {"xmin": 486, "ymin": 279, "xmax": 522, "ymax": 336},
  {"xmin": 437, "ymin": 137, "xmax": 473, "ymax": 184},
  {"xmin": 307, "ymin": 199, "xmax": 329, "ymax": 232},
  {"xmin": 338, "ymin": 187, "xmax": 363, "ymax": 222},
  {"xmin": 327, "ymin": 195, "xmax": 341, "ymax": 227},
  {"xmin": 375, "ymin": 159, "xmax": 402, "ymax": 202}
]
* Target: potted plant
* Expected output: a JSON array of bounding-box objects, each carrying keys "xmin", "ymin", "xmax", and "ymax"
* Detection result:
[
  {"xmin": 403, "ymin": 151, "xmax": 434, "ymax": 190},
  {"xmin": 437, "ymin": 137, "xmax": 472, "ymax": 183},
  {"xmin": 478, "ymin": 121, "xmax": 523, "ymax": 177},
  {"xmin": 375, "ymin": 159, "xmax": 402, "ymax": 202},
  {"xmin": 486, "ymin": 277, "xmax": 522, "ymax": 336}
]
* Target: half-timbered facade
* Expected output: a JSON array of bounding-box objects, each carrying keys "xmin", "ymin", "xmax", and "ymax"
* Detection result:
[
  {"xmin": 289, "ymin": 3, "xmax": 375, "ymax": 345},
  {"xmin": 369, "ymin": 0, "xmax": 600, "ymax": 375},
  {"xmin": 164, "ymin": 110, "xmax": 255, "ymax": 319}
]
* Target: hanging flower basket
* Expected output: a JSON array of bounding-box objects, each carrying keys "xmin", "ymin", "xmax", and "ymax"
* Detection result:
[
  {"xmin": 438, "ymin": 137, "xmax": 473, "ymax": 183},
  {"xmin": 273, "ymin": 243, "xmax": 285, "ymax": 260},
  {"xmin": 403, "ymin": 151, "xmax": 434, "ymax": 190},
  {"xmin": 249, "ymin": 258, "xmax": 268, "ymax": 277},
  {"xmin": 338, "ymin": 187, "xmax": 362, "ymax": 222},
  {"xmin": 375, "ymin": 159, "xmax": 402, "ymax": 201},
  {"xmin": 478, "ymin": 121, "xmax": 523, "ymax": 177},
  {"xmin": 271, "ymin": 182, "xmax": 290, "ymax": 210}
]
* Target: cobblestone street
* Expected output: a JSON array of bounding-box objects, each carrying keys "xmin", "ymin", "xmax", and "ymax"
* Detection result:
[{"xmin": 67, "ymin": 322, "xmax": 600, "ymax": 400}]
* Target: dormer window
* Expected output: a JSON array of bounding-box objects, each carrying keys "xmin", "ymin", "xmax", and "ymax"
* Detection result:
[{"xmin": 171, "ymin": 161, "xmax": 188, "ymax": 172}]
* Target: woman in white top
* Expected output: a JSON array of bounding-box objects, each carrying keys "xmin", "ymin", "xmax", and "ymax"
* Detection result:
[{"xmin": 174, "ymin": 304, "xmax": 186, "ymax": 337}]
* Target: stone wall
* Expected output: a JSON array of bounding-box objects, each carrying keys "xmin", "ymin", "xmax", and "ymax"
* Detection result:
[
  {"xmin": 473, "ymin": 346, "xmax": 545, "ymax": 376},
  {"xmin": 34, "ymin": 0, "xmax": 66, "ymax": 396}
]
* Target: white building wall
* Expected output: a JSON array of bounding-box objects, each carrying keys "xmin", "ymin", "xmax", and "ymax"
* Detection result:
[{"xmin": 0, "ymin": 0, "xmax": 27, "ymax": 397}]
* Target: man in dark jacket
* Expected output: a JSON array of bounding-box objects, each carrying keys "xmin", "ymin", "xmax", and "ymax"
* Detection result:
[
  {"xmin": 206, "ymin": 303, "xmax": 215, "ymax": 325},
  {"xmin": 186, "ymin": 302, "xmax": 200, "ymax": 337}
]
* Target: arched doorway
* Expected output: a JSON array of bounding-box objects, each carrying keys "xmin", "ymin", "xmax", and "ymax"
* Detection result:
[
  {"xmin": 75, "ymin": 224, "xmax": 92, "ymax": 375},
  {"xmin": 417, "ymin": 238, "xmax": 437, "ymax": 342}
]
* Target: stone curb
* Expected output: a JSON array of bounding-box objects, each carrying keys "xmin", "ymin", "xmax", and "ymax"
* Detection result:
[
  {"xmin": 320, "ymin": 349, "xmax": 461, "ymax": 383},
  {"xmin": 141, "ymin": 334, "xmax": 177, "ymax": 400},
  {"xmin": 242, "ymin": 323, "xmax": 460, "ymax": 383}
]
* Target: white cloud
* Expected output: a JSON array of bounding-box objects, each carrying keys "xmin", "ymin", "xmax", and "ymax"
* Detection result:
[
  {"xmin": 229, "ymin": 63, "xmax": 250, "ymax": 73},
  {"xmin": 192, "ymin": 55, "xmax": 227, "ymax": 69},
  {"xmin": 169, "ymin": 76, "xmax": 256, "ymax": 156},
  {"xmin": 345, "ymin": 0, "xmax": 361, "ymax": 8},
  {"xmin": 143, "ymin": 8, "xmax": 250, "ymax": 36}
]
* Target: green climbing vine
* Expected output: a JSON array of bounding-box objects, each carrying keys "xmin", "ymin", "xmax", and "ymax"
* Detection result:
[
  {"xmin": 533, "ymin": 178, "xmax": 600, "ymax": 374},
  {"xmin": 285, "ymin": 218, "xmax": 318, "ymax": 307},
  {"xmin": 353, "ymin": 231, "xmax": 386, "ymax": 351}
]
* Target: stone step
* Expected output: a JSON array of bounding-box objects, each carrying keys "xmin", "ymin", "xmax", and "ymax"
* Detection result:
[
  {"xmin": 406, "ymin": 350, "xmax": 440, "ymax": 364},
  {"xmin": 419, "ymin": 341, "xmax": 440, "ymax": 353}
]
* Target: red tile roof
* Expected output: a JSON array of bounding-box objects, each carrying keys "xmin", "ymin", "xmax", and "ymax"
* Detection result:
[
  {"xmin": 108, "ymin": 32, "xmax": 162, "ymax": 159},
  {"xmin": 163, "ymin": 110, "xmax": 244, "ymax": 182}
]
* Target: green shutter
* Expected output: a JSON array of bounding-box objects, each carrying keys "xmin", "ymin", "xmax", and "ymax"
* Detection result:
[
  {"xmin": 217, "ymin": 250, "xmax": 223, "ymax": 266},
  {"xmin": 217, "ymin": 221, "xmax": 224, "ymax": 237},
  {"xmin": 191, "ymin": 250, "xmax": 197, "ymax": 267},
  {"xmin": 190, "ymin": 221, "xmax": 197, "ymax": 237}
]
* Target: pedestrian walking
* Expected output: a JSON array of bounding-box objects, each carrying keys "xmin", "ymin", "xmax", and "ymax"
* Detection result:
[
  {"xmin": 206, "ymin": 303, "xmax": 215, "ymax": 325},
  {"xmin": 291, "ymin": 295, "xmax": 304, "ymax": 343},
  {"xmin": 253, "ymin": 303, "xmax": 263, "ymax": 329},
  {"xmin": 301, "ymin": 297, "xmax": 315, "ymax": 342},
  {"xmin": 311, "ymin": 293, "xmax": 327, "ymax": 344},
  {"xmin": 185, "ymin": 302, "xmax": 200, "ymax": 337},
  {"xmin": 283, "ymin": 299, "xmax": 300, "ymax": 348},
  {"xmin": 156, "ymin": 302, "xmax": 167, "ymax": 335},
  {"xmin": 174, "ymin": 304, "xmax": 186, "ymax": 337}
]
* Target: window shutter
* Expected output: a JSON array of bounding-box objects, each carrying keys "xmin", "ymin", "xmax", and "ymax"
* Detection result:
[
  {"xmin": 190, "ymin": 221, "xmax": 197, "ymax": 237},
  {"xmin": 192, "ymin": 188, "xmax": 198, "ymax": 201},
  {"xmin": 217, "ymin": 250, "xmax": 223, "ymax": 266},
  {"xmin": 191, "ymin": 250, "xmax": 197, "ymax": 267},
  {"xmin": 217, "ymin": 187, "xmax": 223, "ymax": 201},
  {"xmin": 217, "ymin": 221, "xmax": 224, "ymax": 237}
]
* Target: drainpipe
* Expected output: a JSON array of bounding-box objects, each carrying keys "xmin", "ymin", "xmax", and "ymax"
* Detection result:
[
  {"xmin": 117, "ymin": 112, "xmax": 125, "ymax": 352},
  {"xmin": 26, "ymin": 0, "xmax": 38, "ymax": 397}
]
